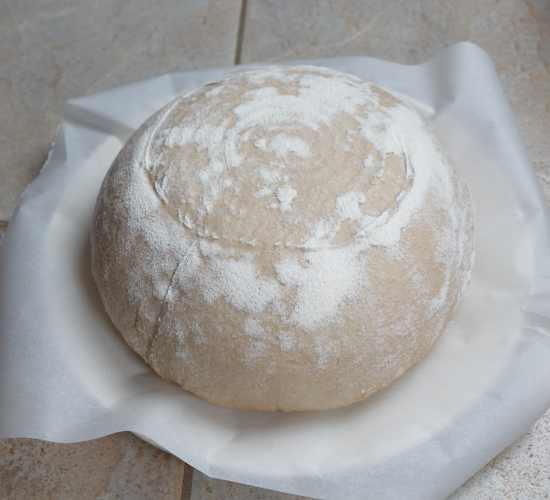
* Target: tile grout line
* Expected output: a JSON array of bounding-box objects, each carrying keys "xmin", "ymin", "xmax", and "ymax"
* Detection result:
[
  {"xmin": 0, "ymin": 220, "xmax": 8, "ymax": 244},
  {"xmin": 180, "ymin": 462, "xmax": 194, "ymax": 500},
  {"xmin": 234, "ymin": 0, "xmax": 248, "ymax": 65}
]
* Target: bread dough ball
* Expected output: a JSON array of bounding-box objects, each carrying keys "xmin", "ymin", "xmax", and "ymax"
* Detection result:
[{"xmin": 91, "ymin": 65, "xmax": 474, "ymax": 411}]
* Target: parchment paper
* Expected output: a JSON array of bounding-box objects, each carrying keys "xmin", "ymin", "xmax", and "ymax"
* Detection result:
[{"xmin": 1, "ymin": 42, "xmax": 550, "ymax": 500}]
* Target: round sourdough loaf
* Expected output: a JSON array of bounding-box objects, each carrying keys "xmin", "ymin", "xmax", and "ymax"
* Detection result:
[{"xmin": 91, "ymin": 65, "xmax": 474, "ymax": 411}]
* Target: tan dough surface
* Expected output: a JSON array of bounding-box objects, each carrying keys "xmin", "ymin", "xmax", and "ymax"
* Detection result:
[{"xmin": 91, "ymin": 65, "xmax": 474, "ymax": 411}]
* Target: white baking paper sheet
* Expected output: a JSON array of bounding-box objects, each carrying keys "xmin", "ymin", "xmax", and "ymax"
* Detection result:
[{"xmin": 1, "ymin": 42, "xmax": 550, "ymax": 500}]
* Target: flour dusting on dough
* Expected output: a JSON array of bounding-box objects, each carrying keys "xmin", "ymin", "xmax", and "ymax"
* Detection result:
[{"xmin": 91, "ymin": 65, "xmax": 475, "ymax": 411}]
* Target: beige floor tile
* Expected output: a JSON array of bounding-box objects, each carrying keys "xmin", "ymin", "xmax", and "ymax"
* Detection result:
[
  {"xmin": 0, "ymin": 432, "xmax": 185, "ymax": 499},
  {"xmin": 240, "ymin": 0, "xmax": 550, "ymax": 202},
  {"xmin": 0, "ymin": 0, "xmax": 242, "ymax": 220}
]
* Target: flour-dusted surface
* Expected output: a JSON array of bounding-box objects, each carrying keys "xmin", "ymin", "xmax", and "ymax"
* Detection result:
[{"xmin": 91, "ymin": 65, "xmax": 475, "ymax": 411}]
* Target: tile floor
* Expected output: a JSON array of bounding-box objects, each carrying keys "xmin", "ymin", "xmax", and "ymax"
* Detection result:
[{"xmin": 1, "ymin": 0, "xmax": 549, "ymax": 498}]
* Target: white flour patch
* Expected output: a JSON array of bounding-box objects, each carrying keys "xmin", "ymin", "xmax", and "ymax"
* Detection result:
[
  {"xmin": 276, "ymin": 185, "xmax": 297, "ymax": 212},
  {"xmin": 335, "ymin": 191, "xmax": 366, "ymax": 221},
  {"xmin": 270, "ymin": 133, "xmax": 311, "ymax": 159},
  {"xmin": 275, "ymin": 244, "xmax": 365, "ymax": 331}
]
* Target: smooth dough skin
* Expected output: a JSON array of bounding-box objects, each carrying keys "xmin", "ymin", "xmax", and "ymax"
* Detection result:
[{"xmin": 91, "ymin": 65, "xmax": 474, "ymax": 412}]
